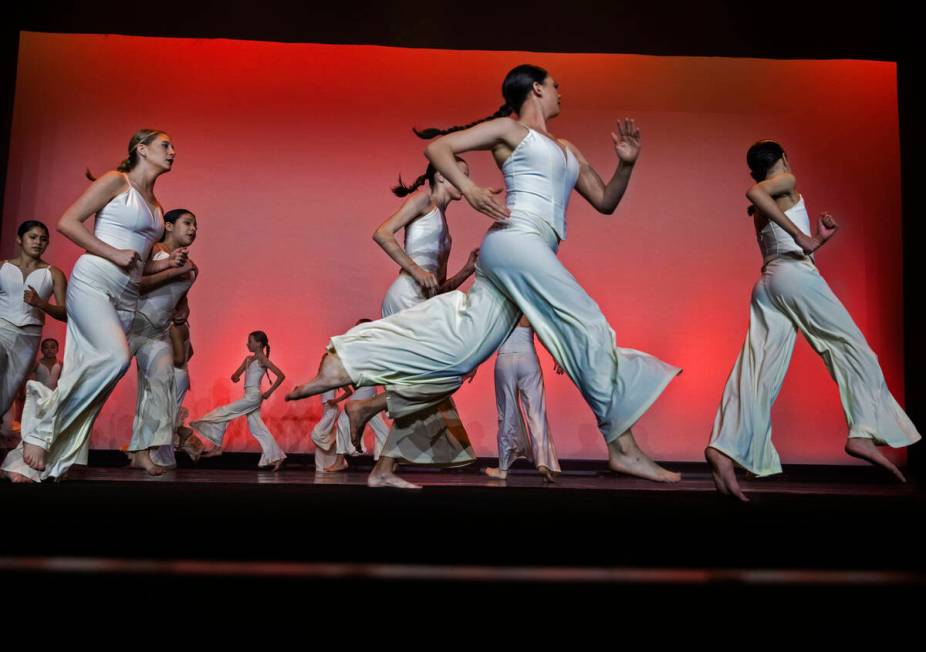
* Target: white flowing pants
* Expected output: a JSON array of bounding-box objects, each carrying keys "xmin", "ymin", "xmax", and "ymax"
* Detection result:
[
  {"xmin": 127, "ymin": 315, "xmax": 176, "ymax": 454},
  {"xmin": 709, "ymin": 256, "xmax": 921, "ymax": 476},
  {"xmin": 0, "ymin": 320, "xmax": 40, "ymax": 418},
  {"xmin": 191, "ymin": 387, "xmax": 286, "ymax": 467},
  {"xmin": 330, "ymin": 212, "xmax": 680, "ymax": 443}
]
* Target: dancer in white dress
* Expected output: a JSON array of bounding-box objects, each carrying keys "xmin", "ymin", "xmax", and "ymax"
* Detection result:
[
  {"xmin": 1, "ymin": 221, "xmax": 66, "ymax": 438},
  {"xmin": 287, "ymin": 65, "xmax": 681, "ymax": 489},
  {"xmin": 706, "ymin": 140, "xmax": 921, "ymax": 502},
  {"xmin": 190, "ymin": 331, "xmax": 287, "ymax": 470},
  {"xmin": 484, "ymin": 315, "xmax": 562, "ymax": 482},
  {"xmin": 127, "ymin": 208, "xmax": 198, "ymax": 472},
  {"xmin": 3, "ymin": 129, "xmax": 186, "ymax": 482},
  {"xmin": 343, "ymin": 170, "xmax": 479, "ymax": 484},
  {"xmin": 33, "ymin": 338, "xmax": 62, "ymax": 390}
]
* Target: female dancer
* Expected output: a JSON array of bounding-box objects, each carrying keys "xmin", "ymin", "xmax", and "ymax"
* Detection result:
[
  {"xmin": 343, "ymin": 171, "xmax": 479, "ymax": 485},
  {"xmin": 190, "ymin": 331, "xmax": 287, "ymax": 470},
  {"xmin": 287, "ymin": 64, "xmax": 681, "ymax": 488},
  {"xmin": 1, "ymin": 221, "xmax": 66, "ymax": 435},
  {"xmin": 33, "ymin": 338, "xmax": 62, "ymax": 390},
  {"xmin": 706, "ymin": 140, "xmax": 921, "ymax": 502},
  {"xmin": 3, "ymin": 129, "xmax": 185, "ymax": 482},
  {"xmin": 484, "ymin": 315, "xmax": 561, "ymax": 482},
  {"xmin": 127, "ymin": 208, "xmax": 198, "ymax": 473}
]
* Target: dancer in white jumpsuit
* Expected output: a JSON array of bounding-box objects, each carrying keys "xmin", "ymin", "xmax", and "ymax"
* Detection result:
[
  {"xmin": 343, "ymin": 176, "xmax": 479, "ymax": 483},
  {"xmin": 287, "ymin": 65, "xmax": 681, "ymax": 489},
  {"xmin": 1, "ymin": 221, "xmax": 67, "ymax": 439},
  {"xmin": 484, "ymin": 316, "xmax": 561, "ymax": 482},
  {"xmin": 3, "ymin": 130, "xmax": 185, "ymax": 482},
  {"xmin": 190, "ymin": 331, "xmax": 287, "ymax": 470},
  {"xmin": 706, "ymin": 140, "xmax": 921, "ymax": 501},
  {"xmin": 311, "ymin": 387, "xmax": 354, "ymax": 471},
  {"xmin": 127, "ymin": 208, "xmax": 198, "ymax": 471}
]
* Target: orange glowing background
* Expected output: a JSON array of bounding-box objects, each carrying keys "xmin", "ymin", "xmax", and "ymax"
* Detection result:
[{"xmin": 1, "ymin": 32, "xmax": 904, "ymax": 464}]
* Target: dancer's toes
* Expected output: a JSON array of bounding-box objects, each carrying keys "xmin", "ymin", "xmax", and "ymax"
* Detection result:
[
  {"xmin": 538, "ymin": 465, "xmax": 558, "ymax": 483},
  {"xmin": 483, "ymin": 466, "xmax": 507, "ymax": 480},
  {"xmin": 705, "ymin": 447, "xmax": 749, "ymax": 502},
  {"xmin": 367, "ymin": 470, "xmax": 421, "ymax": 489},
  {"xmin": 845, "ymin": 438, "xmax": 906, "ymax": 482},
  {"xmin": 22, "ymin": 443, "xmax": 47, "ymax": 471},
  {"xmin": 133, "ymin": 450, "xmax": 167, "ymax": 476}
]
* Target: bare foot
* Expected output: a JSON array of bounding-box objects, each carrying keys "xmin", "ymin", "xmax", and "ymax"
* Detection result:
[
  {"xmin": 705, "ymin": 447, "xmax": 749, "ymax": 502},
  {"xmin": 483, "ymin": 466, "xmax": 508, "ymax": 480},
  {"xmin": 200, "ymin": 446, "xmax": 223, "ymax": 458},
  {"xmin": 132, "ymin": 449, "xmax": 167, "ymax": 477},
  {"xmin": 285, "ymin": 352, "xmax": 351, "ymax": 401},
  {"xmin": 538, "ymin": 465, "xmax": 558, "ymax": 484},
  {"xmin": 845, "ymin": 438, "xmax": 906, "ymax": 482},
  {"xmin": 346, "ymin": 397, "xmax": 385, "ymax": 452},
  {"xmin": 260, "ymin": 458, "xmax": 286, "ymax": 472},
  {"xmin": 23, "ymin": 442, "xmax": 47, "ymax": 471},
  {"xmin": 322, "ymin": 458, "xmax": 348, "ymax": 473},
  {"xmin": 5, "ymin": 471, "xmax": 35, "ymax": 483},
  {"xmin": 608, "ymin": 431, "xmax": 681, "ymax": 483},
  {"xmin": 367, "ymin": 468, "xmax": 422, "ymax": 489}
]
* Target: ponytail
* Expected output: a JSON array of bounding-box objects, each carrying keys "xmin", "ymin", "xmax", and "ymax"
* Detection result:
[{"xmin": 412, "ymin": 104, "xmax": 513, "ymax": 140}]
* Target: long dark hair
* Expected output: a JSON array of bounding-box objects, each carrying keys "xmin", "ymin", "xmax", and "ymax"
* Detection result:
[
  {"xmin": 391, "ymin": 157, "xmax": 466, "ymax": 197},
  {"xmin": 746, "ymin": 140, "xmax": 786, "ymax": 216},
  {"xmin": 17, "ymin": 220, "xmax": 49, "ymax": 239},
  {"xmin": 85, "ymin": 128, "xmax": 167, "ymax": 181},
  {"xmin": 412, "ymin": 64, "xmax": 549, "ymax": 140},
  {"xmin": 161, "ymin": 208, "xmax": 195, "ymax": 242}
]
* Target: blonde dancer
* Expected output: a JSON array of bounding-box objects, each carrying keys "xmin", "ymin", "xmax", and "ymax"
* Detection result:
[
  {"xmin": 706, "ymin": 140, "xmax": 921, "ymax": 501},
  {"xmin": 3, "ymin": 129, "xmax": 185, "ymax": 482},
  {"xmin": 287, "ymin": 64, "xmax": 681, "ymax": 489}
]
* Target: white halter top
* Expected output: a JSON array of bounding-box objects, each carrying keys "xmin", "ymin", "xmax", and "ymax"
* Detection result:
[
  {"xmin": 0, "ymin": 262, "xmax": 54, "ymax": 327},
  {"xmin": 404, "ymin": 206, "xmax": 451, "ymax": 273},
  {"xmin": 136, "ymin": 249, "xmax": 195, "ymax": 331},
  {"xmin": 93, "ymin": 174, "xmax": 164, "ymax": 281}
]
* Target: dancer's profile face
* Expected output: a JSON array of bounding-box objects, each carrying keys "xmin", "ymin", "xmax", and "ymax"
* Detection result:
[
  {"xmin": 538, "ymin": 76, "xmax": 561, "ymax": 118},
  {"xmin": 443, "ymin": 159, "xmax": 470, "ymax": 200},
  {"xmin": 168, "ymin": 213, "xmax": 198, "ymax": 246},
  {"xmin": 18, "ymin": 227, "xmax": 49, "ymax": 258},
  {"xmin": 247, "ymin": 335, "xmax": 258, "ymax": 352},
  {"xmin": 140, "ymin": 133, "xmax": 175, "ymax": 172}
]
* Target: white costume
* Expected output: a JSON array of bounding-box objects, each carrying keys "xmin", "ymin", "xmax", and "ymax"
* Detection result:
[
  {"xmin": 379, "ymin": 205, "xmax": 476, "ymax": 466},
  {"xmin": 1, "ymin": 262, "xmax": 54, "ymax": 416},
  {"xmin": 311, "ymin": 386, "xmax": 389, "ymax": 470},
  {"xmin": 34, "ymin": 361, "xmax": 61, "ymax": 390},
  {"xmin": 3, "ymin": 175, "xmax": 163, "ymax": 481},
  {"xmin": 190, "ymin": 357, "xmax": 286, "ymax": 467},
  {"xmin": 130, "ymin": 249, "xmax": 194, "ymax": 467},
  {"xmin": 709, "ymin": 195, "xmax": 921, "ymax": 476},
  {"xmin": 494, "ymin": 325, "xmax": 560, "ymax": 472},
  {"xmin": 329, "ymin": 127, "xmax": 680, "ymax": 444}
]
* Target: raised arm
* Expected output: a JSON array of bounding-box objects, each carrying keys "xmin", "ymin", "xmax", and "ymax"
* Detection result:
[
  {"xmin": 57, "ymin": 171, "xmax": 141, "ymax": 271},
  {"xmin": 24, "ymin": 266, "xmax": 67, "ymax": 322},
  {"xmin": 568, "ymin": 118, "xmax": 641, "ymax": 215},
  {"xmin": 424, "ymin": 118, "xmax": 525, "ymax": 222},
  {"xmin": 373, "ymin": 192, "xmax": 440, "ymax": 295}
]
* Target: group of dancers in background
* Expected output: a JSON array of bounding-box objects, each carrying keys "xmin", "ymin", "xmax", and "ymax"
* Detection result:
[{"xmin": 0, "ymin": 64, "xmax": 920, "ymax": 500}]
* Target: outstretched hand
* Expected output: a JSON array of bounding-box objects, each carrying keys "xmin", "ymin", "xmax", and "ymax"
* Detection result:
[{"xmin": 611, "ymin": 118, "xmax": 641, "ymax": 165}]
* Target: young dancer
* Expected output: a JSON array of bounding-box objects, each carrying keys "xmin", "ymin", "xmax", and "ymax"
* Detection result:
[{"xmin": 33, "ymin": 338, "xmax": 62, "ymax": 390}]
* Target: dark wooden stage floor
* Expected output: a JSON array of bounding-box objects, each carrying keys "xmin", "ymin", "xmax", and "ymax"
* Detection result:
[{"xmin": 2, "ymin": 452, "xmax": 923, "ymax": 619}]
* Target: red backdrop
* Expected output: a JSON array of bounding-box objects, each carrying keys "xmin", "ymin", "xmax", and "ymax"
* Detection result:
[{"xmin": 1, "ymin": 32, "xmax": 905, "ymax": 464}]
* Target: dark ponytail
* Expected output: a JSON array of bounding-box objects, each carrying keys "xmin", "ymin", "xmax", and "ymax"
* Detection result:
[
  {"xmin": 391, "ymin": 157, "xmax": 467, "ymax": 197},
  {"xmin": 86, "ymin": 128, "xmax": 166, "ymax": 182},
  {"xmin": 412, "ymin": 64, "xmax": 549, "ymax": 140},
  {"xmin": 746, "ymin": 140, "xmax": 785, "ymax": 183}
]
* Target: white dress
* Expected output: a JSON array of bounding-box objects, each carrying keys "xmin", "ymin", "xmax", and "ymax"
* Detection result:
[
  {"xmin": 494, "ymin": 325, "xmax": 560, "ymax": 472},
  {"xmin": 129, "ymin": 249, "xmax": 195, "ymax": 466},
  {"xmin": 34, "ymin": 361, "xmax": 62, "ymax": 390},
  {"xmin": 708, "ymin": 195, "xmax": 921, "ymax": 475},
  {"xmin": 3, "ymin": 174, "xmax": 163, "ymax": 481},
  {"xmin": 190, "ymin": 358, "xmax": 286, "ymax": 467},
  {"xmin": 311, "ymin": 389, "xmax": 342, "ymax": 471},
  {"xmin": 329, "ymin": 127, "xmax": 681, "ymax": 444},
  {"xmin": 378, "ymin": 206, "xmax": 476, "ymax": 466},
  {"xmin": 0, "ymin": 262, "xmax": 54, "ymax": 415}
]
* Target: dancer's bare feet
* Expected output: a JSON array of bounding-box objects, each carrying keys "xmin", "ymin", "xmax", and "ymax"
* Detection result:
[
  {"xmin": 845, "ymin": 438, "xmax": 906, "ymax": 482},
  {"xmin": 705, "ymin": 447, "xmax": 749, "ymax": 502},
  {"xmin": 5, "ymin": 471, "xmax": 35, "ymax": 483},
  {"xmin": 323, "ymin": 456, "xmax": 348, "ymax": 473},
  {"xmin": 368, "ymin": 457, "xmax": 421, "ymax": 489},
  {"xmin": 538, "ymin": 465, "xmax": 558, "ymax": 483},
  {"xmin": 483, "ymin": 466, "xmax": 507, "ymax": 480},
  {"xmin": 285, "ymin": 352, "xmax": 352, "ymax": 401},
  {"xmin": 200, "ymin": 446, "xmax": 223, "ymax": 458},
  {"xmin": 607, "ymin": 431, "xmax": 681, "ymax": 483},
  {"xmin": 346, "ymin": 395, "xmax": 386, "ymax": 452},
  {"xmin": 260, "ymin": 458, "xmax": 286, "ymax": 472},
  {"xmin": 132, "ymin": 449, "xmax": 167, "ymax": 476},
  {"xmin": 23, "ymin": 442, "xmax": 46, "ymax": 471}
]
